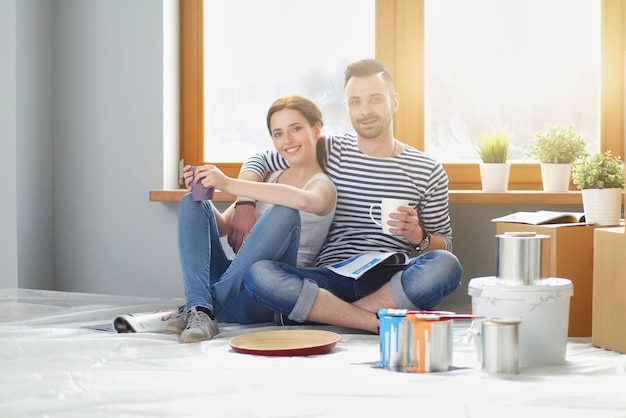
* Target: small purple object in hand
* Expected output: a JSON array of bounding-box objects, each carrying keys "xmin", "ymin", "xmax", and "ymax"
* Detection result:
[{"xmin": 190, "ymin": 166, "xmax": 215, "ymax": 201}]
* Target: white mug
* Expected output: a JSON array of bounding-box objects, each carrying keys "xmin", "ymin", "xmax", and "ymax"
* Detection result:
[{"xmin": 369, "ymin": 198, "xmax": 411, "ymax": 234}]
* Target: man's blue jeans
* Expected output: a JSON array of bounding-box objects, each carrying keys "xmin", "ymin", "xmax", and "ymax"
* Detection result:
[
  {"xmin": 245, "ymin": 228, "xmax": 463, "ymax": 322},
  {"xmin": 177, "ymin": 194, "xmax": 301, "ymax": 323}
]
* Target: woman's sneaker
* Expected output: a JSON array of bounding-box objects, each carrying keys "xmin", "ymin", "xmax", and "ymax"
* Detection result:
[
  {"xmin": 165, "ymin": 305, "xmax": 187, "ymax": 334},
  {"xmin": 180, "ymin": 307, "xmax": 219, "ymax": 343}
]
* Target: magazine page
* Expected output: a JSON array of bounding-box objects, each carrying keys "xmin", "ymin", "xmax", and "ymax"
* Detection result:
[
  {"xmin": 326, "ymin": 252, "xmax": 408, "ymax": 280},
  {"xmin": 81, "ymin": 323, "xmax": 115, "ymax": 333},
  {"xmin": 491, "ymin": 210, "xmax": 586, "ymax": 225}
]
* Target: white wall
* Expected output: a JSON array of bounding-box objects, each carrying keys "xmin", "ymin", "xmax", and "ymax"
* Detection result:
[
  {"xmin": 51, "ymin": 0, "xmax": 182, "ymax": 297},
  {"xmin": 3, "ymin": 0, "xmax": 585, "ymax": 307},
  {"xmin": 16, "ymin": 0, "xmax": 55, "ymax": 290},
  {"xmin": 0, "ymin": 0, "xmax": 19, "ymax": 288},
  {"xmin": 2, "ymin": 0, "xmax": 183, "ymax": 297}
]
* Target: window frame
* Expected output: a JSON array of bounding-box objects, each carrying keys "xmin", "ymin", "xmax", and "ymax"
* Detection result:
[{"xmin": 179, "ymin": 0, "xmax": 624, "ymax": 190}]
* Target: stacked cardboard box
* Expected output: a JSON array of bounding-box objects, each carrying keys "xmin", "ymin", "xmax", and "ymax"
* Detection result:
[{"xmin": 592, "ymin": 226, "xmax": 626, "ymax": 353}]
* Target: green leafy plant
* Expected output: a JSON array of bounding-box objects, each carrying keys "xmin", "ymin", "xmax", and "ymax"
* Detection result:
[
  {"xmin": 572, "ymin": 151, "xmax": 625, "ymax": 190},
  {"xmin": 525, "ymin": 125, "xmax": 587, "ymax": 164},
  {"xmin": 474, "ymin": 129, "xmax": 512, "ymax": 163}
]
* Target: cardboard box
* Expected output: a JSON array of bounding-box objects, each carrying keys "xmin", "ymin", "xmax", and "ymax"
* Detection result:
[
  {"xmin": 495, "ymin": 222, "xmax": 602, "ymax": 337},
  {"xmin": 592, "ymin": 227, "xmax": 626, "ymax": 353}
]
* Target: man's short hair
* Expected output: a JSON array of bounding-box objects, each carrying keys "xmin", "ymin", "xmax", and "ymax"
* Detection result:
[{"xmin": 344, "ymin": 59, "xmax": 395, "ymax": 95}]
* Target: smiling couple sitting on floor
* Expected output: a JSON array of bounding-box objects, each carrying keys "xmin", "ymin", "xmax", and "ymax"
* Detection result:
[{"xmin": 171, "ymin": 59, "xmax": 462, "ymax": 343}]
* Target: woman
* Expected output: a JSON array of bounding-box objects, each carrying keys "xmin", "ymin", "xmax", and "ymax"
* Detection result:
[{"xmin": 175, "ymin": 95, "xmax": 336, "ymax": 343}]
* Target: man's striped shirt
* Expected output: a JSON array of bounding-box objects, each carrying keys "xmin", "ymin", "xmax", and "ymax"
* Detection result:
[{"xmin": 241, "ymin": 132, "xmax": 453, "ymax": 267}]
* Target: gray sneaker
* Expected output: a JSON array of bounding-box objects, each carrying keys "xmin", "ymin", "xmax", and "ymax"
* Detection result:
[
  {"xmin": 180, "ymin": 307, "xmax": 219, "ymax": 343},
  {"xmin": 165, "ymin": 305, "xmax": 187, "ymax": 334}
]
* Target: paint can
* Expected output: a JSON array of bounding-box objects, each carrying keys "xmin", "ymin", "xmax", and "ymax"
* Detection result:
[
  {"xmin": 481, "ymin": 317, "xmax": 520, "ymax": 374},
  {"xmin": 495, "ymin": 232, "xmax": 550, "ymax": 285},
  {"xmin": 378, "ymin": 309, "xmax": 407, "ymax": 371},
  {"xmin": 403, "ymin": 314, "xmax": 453, "ymax": 373},
  {"xmin": 378, "ymin": 309, "xmax": 456, "ymax": 372}
]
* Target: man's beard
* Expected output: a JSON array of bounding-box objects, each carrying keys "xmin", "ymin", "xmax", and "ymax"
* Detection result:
[{"xmin": 355, "ymin": 114, "xmax": 391, "ymax": 139}]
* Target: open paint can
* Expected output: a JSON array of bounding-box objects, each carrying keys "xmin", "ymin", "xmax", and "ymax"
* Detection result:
[
  {"xmin": 402, "ymin": 314, "xmax": 452, "ymax": 373},
  {"xmin": 378, "ymin": 310, "xmax": 407, "ymax": 371},
  {"xmin": 378, "ymin": 309, "xmax": 453, "ymax": 372}
]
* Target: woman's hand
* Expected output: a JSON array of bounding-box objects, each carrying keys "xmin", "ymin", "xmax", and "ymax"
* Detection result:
[
  {"xmin": 199, "ymin": 165, "xmax": 230, "ymax": 191},
  {"xmin": 182, "ymin": 165, "xmax": 195, "ymax": 190}
]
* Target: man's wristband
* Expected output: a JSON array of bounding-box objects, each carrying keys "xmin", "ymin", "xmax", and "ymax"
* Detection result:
[
  {"xmin": 415, "ymin": 231, "xmax": 431, "ymax": 253},
  {"xmin": 235, "ymin": 201, "xmax": 256, "ymax": 208}
]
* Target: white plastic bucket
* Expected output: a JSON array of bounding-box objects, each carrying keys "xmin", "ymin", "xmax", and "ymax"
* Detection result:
[{"xmin": 468, "ymin": 276, "xmax": 573, "ymax": 369}]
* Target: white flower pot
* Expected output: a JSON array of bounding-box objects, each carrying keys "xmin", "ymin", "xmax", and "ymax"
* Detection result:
[
  {"xmin": 581, "ymin": 188, "xmax": 623, "ymax": 226},
  {"xmin": 479, "ymin": 163, "xmax": 510, "ymax": 192},
  {"xmin": 540, "ymin": 163, "xmax": 572, "ymax": 192}
]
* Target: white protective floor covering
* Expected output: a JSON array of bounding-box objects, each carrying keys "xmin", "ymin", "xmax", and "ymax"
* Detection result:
[{"xmin": 1, "ymin": 288, "xmax": 625, "ymax": 418}]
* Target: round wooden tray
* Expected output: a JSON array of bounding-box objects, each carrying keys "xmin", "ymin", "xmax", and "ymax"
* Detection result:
[{"xmin": 229, "ymin": 329, "xmax": 340, "ymax": 356}]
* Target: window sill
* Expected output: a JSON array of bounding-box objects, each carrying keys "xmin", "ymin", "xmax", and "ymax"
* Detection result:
[{"xmin": 149, "ymin": 189, "xmax": 588, "ymax": 205}]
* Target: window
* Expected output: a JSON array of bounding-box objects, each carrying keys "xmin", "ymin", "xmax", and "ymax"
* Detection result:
[
  {"xmin": 202, "ymin": 0, "xmax": 374, "ymax": 163},
  {"xmin": 425, "ymin": 0, "xmax": 600, "ymax": 162},
  {"xmin": 180, "ymin": 0, "xmax": 625, "ymax": 189}
]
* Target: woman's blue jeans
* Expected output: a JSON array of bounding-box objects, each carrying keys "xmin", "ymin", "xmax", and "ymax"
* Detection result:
[
  {"xmin": 177, "ymin": 194, "xmax": 301, "ymax": 323},
  {"xmin": 245, "ymin": 250, "xmax": 463, "ymax": 323}
]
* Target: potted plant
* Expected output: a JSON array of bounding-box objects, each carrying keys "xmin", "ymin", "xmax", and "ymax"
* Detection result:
[
  {"xmin": 572, "ymin": 150, "xmax": 625, "ymax": 225},
  {"xmin": 474, "ymin": 128, "xmax": 512, "ymax": 192},
  {"xmin": 526, "ymin": 125, "xmax": 587, "ymax": 192}
]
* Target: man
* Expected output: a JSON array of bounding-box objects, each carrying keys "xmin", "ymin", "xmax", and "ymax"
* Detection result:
[{"xmin": 230, "ymin": 59, "xmax": 462, "ymax": 333}]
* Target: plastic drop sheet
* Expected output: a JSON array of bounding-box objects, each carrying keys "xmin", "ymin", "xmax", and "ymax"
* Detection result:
[{"xmin": 1, "ymin": 288, "xmax": 626, "ymax": 418}]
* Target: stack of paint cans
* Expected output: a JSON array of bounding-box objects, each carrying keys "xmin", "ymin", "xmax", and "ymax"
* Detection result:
[{"xmin": 468, "ymin": 231, "xmax": 574, "ymax": 372}]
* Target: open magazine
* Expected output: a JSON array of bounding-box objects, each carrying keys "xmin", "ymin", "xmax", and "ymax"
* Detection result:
[
  {"xmin": 82, "ymin": 305, "xmax": 185, "ymax": 333},
  {"xmin": 113, "ymin": 305, "xmax": 185, "ymax": 333},
  {"xmin": 491, "ymin": 210, "xmax": 587, "ymax": 225},
  {"xmin": 325, "ymin": 251, "xmax": 409, "ymax": 280}
]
